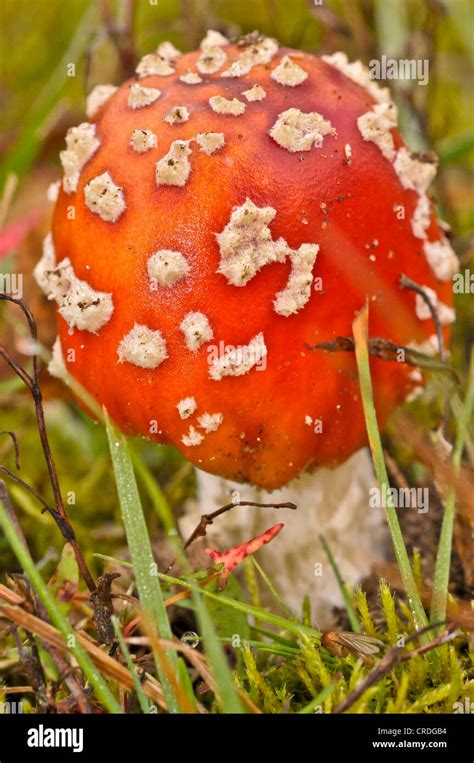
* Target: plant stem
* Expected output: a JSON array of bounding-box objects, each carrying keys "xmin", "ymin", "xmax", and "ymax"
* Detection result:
[
  {"xmin": 111, "ymin": 616, "xmax": 152, "ymax": 714},
  {"xmin": 430, "ymin": 349, "xmax": 474, "ymax": 623},
  {"xmin": 158, "ymin": 571, "xmax": 322, "ymax": 642},
  {"xmin": 104, "ymin": 409, "xmax": 180, "ymax": 712},
  {"xmin": 320, "ymin": 534, "xmax": 361, "ymax": 633},
  {"xmin": 352, "ymin": 305, "xmax": 429, "ymax": 636}
]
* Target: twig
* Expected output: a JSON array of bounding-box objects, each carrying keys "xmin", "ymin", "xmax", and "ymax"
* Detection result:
[
  {"xmin": 90, "ymin": 573, "xmax": 121, "ymax": 649},
  {"xmin": 0, "ymin": 466, "xmax": 53, "ymax": 515},
  {"xmin": 0, "ymin": 480, "xmax": 29, "ymax": 552},
  {"xmin": 0, "ymin": 602, "xmax": 165, "ymax": 709},
  {"xmin": 333, "ymin": 624, "xmax": 456, "ymax": 713},
  {"xmin": 308, "ymin": 336, "xmax": 458, "ymax": 382},
  {"xmin": 399, "ymin": 274, "xmax": 446, "ymax": 362},
  {"xmin": 167, "ymin": 500, "xmax": 297, "ymax": 572},
  {"xmin": 0, "ymin": 431, "xmax": 20, "ymax": 470},
  {"xmin": 0, "ymin": 295, "xmax": 95, "ymax": 592},
  {"xmin": 13, "ymin": 629, "xmax": 50, "ymax": 712}
]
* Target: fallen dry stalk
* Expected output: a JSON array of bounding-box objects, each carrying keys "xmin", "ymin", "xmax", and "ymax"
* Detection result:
[
  {"xmin": 333, "ymin": 625, "xmax": 456, "ymax": 713},
  {"xmin": 0, "ymin": 601, "xmax": 166, "ymax": 708},
  {"xmin": 0, "ymin": 295, "xmax": 96, "ymax": 592}
]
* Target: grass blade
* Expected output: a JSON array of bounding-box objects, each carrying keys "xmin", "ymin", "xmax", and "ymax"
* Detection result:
[
  {"xmin": 129, "ymin": 444, "xmax": 177, "ymax": 533},
  {"xmin": 166, "ymin": 538, "xmax": 245, "ymax": 712},
  {"xmin": 111, "ymin": 616, "xmax": 153, "ymax": 714},
  {"xmin": 158, "ymin": 570, "xmax": 321, "ymax": 642},
  {"xmin": 320, "ymin": 534, "xmax": 361, "ymax": 633},
  {"xmin": 0, "ymin": 499, "xmax": 122, "ymax": 713},
  {"xmin": 191, "ymin": 588, "xmax": 245, "ymax": 713},
  {"xmin": 104, "ymin": 408, "xmax": 180, "ymax": 712},
  {"xmin": 298, "ymin": 676, "xmax": 341, "ymax": 714},
  {"xmin": 430, "ymin": 349, "xmax": 474, "ymax": 623},
  {"xmin": 352, "ymin": 304, "xmax": 429, "ymax": 636},
  {"xmin": 250, "ymin": 557, "xmax": 292, "ymax": 618}
]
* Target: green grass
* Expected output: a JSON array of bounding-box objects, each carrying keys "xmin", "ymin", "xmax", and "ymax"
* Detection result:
[
  {"xmin": 353, "ymin": 306, "xmax": 429, "ymax": 637},
  {"xmin": 430, "ymin": 350, "xmax": 474, "ymax": 624},
  {"xmin": 104, "ymin": 409, "xmax": 181, "ymax": 712}
]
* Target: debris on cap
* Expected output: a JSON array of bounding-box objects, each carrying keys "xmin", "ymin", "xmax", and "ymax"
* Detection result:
[
  {"xmin": 198, "ymin": 412, "xmax": 223, "ymax": 433},
  {"xmin": 177, "ymin": 397, "xmax": 197, "ymax": 419},
  {"xmin": 269, "ymin": 108, "xmax": 335, "ymax": 152},
  {"xmin": 84, "ymin": 172, "xmax": 125, "ymax": 222},
  {"xmin": 147, "ymin": 250, "xmax": 190, "ymax": 287},
  {"xmin": 209, "ymin": 333, "xmax": 267, "ymax": 380},
  {"xmin": 274, "ymin": 243, "xmax": 319, "ymax": 317},
  {"xmin": 155, "ymin": 140, "xmax": 192, "ymax": 186},
  {"xmin": 86, "ymin": 84, "xmax": 118, "ymax": 118},
  {"xmin": 118, "ymin": 324, "xmax": 168, "ymax": 369},
  {"xmin": 393, "ymin": 147, "xmax": 437, "ymax": 194},
  {"xmin": 357, "ymin": 102, "xmax": 397, "ymax": 161},
  {"xmin": 130, "ymin": 129, "xmax": 157, "ymax": 153},
  {"xmin": 180, "ymin": 311, "xmax": 214, "ymax": 351},
  {"xmin": 423, "ymin": 238, "xmax": 459, "ymax": 281},
  {"xmin": 179, "ymin": 70, "xmax": 203, "ymax": 84},
  {"xmin": 209, "ymin": 95, "xmax": 246, "ymax": 116},
  {"xmin": 322, "ymin": 51, "xmax": 390, "ymax": 104},
  {"xmin": 182, "ymin": 425, "xmax": 204, "ymax": 447},
  {"xmin": 221, "ymin": 36, "xmax": 278, "ymax": 77},
  {"xmin": 34, "ymin": 234, "xmax": 63, "ymax": 299},
  {"xmin": 271, "ymin": 55, "xmax": 308, "ymax": 87},
  {"xmin": 216, "ymin": 198, "xmax": 287, "ymax": 286},
  {"xmin": 60, "ymin": 123, "xmax": 100, "ymax": 194},
  {"xmin": 136, "ymin": 53, "xmax": 175, "ymax": 78},
  {"xmin": 197, "ymin": 44, "xmax": 228, "ymax": 74},
  {"xmin": 242, "ymin": 84, "xmax": 266, "ymax": 101},
  {"xmin": 200, "ymin": 30, "xmax": 229, "ymax": 49},
  {"xmin": 156, "ymin": 41, "xmax": 181, "ymax": 62},
  {"xmin": 128, "ymin": 83, "xmax": 161, "ymax": 109},
  {"xmin": 196, "ymin": 132, "xmax": 225, "ymax": 155},
  {"xmin": 217, "ymin": 197, "xmax": 319, "ymax": 311},
  {"xmin": 56, "ymin": 261, "xmax": 114, "ymax": 334},
  {"xmin": 48, "ymin": 337, "xmax": 67, "ymax": 380},
  {"xmin": 164, "ymin": 105, "xmax": 190, "ymax": 125},
  {"xmin": 415, "ymin": 286, "xmax": 455, "ymax": 325},
  {"xmin": 47, "ymin": 180, "xmax": 60, "ymax": 203}
]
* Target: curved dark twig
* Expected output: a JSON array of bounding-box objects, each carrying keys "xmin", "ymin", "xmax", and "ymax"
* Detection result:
[
  {"xmin": 0, "ymin": 466, "xmax": 52, "ymax": 514},
  {"xmin": 0, "ymin": 431, "xmax": 20, "ymax": 470},
  {"xmin": 0, "ymin": 294, "xmax": 96, "ymax": 592},
  {"xmin": 399, "ymin": 274, "xmax": 446, "ymax": 363},
  {"xmin": 166, "ymin": 499, "xmax": 297, "ymax": 572}
]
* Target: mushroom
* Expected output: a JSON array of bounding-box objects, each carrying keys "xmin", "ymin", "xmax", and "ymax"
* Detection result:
[{"xmin": 36, "ymin": 34, "xmax": 457, "ymax": 625}]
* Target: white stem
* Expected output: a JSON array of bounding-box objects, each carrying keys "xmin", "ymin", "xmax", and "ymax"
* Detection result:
[{"xmin": 181, "ymin": 448, "xmax": 389, "ymax": 628}]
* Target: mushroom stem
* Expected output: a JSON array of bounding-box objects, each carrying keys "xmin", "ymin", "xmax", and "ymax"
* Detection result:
[{"xmin": 183, "ymin": 448, "xmax": 388, "ymax": 628}]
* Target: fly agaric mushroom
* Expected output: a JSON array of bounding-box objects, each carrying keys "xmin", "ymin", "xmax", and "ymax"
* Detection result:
[{"xmin": 36, "ymin": 32, "xmax": 457, "ymax": 624}]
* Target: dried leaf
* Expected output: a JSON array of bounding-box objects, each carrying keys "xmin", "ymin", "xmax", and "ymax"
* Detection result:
[{"xmin": 205, "ymin": 523, "xmax": 284, "ymax": 590}]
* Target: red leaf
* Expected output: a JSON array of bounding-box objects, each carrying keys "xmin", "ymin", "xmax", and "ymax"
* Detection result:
[{"xmin": 205, "ymin": 523, "xmax": 284, "ymax": 590}]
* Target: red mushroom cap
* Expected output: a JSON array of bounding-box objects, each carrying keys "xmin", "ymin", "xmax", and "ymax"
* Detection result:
[{"xmin": 36, "ymin": 33, "xmax": 457, "ymax": 489}]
